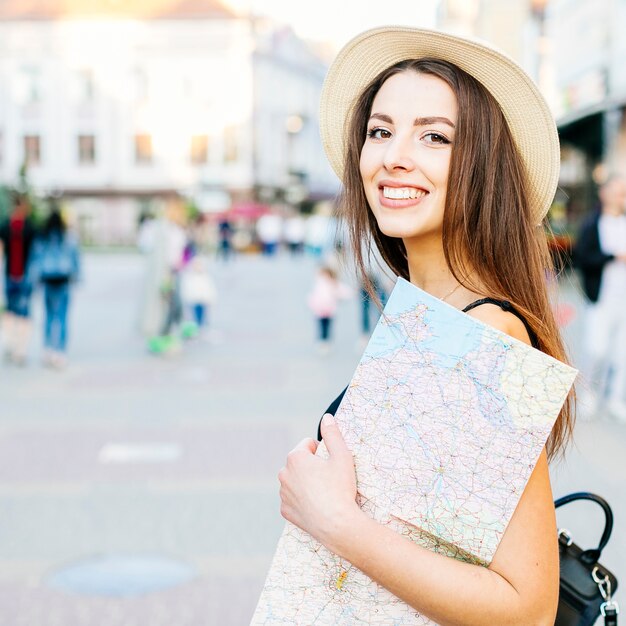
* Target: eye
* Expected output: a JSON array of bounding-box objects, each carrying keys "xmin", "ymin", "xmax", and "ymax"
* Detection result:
[
  {"xmin": 366, "ymin": 127, "xmax": 392, "ymax": 141},
  {"xmin": 423, "ymin": 132, "xmax": 451, "ymax": 145}
]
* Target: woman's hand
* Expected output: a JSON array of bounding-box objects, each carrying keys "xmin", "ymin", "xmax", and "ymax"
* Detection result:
[{"xmin": 278, "ymin": 414, "xmax": 361, "ymax": 550}]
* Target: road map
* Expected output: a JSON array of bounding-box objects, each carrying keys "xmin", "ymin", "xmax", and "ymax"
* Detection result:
[{"xmin": 252, "ymin": 277, "xmax": 578, "ymax": 625}]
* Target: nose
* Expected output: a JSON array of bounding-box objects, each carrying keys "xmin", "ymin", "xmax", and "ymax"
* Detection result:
[{"xmin": 382, "ymin": 133, "xmax": 416, "ymax": 172}]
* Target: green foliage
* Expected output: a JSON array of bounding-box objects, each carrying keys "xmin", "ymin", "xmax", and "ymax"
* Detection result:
[
  {"xmin": 0, "ymin": 162, "xmax": 47, "ymax": 226},
  {"xmin": 0, "ymin": 186, "xmax": 11, "ymax": 221},
  {"xmin": 184, "ymin": 198, "xmax": 201, "ymax": 223}
]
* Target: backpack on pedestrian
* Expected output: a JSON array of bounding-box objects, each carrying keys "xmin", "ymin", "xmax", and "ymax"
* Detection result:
[{"xmin": 34, "ymin": 234, "xmax": 79, "ymax": 283}]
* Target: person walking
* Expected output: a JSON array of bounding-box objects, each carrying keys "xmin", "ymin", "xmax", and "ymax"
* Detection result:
[
  {"xmin": 276, "ymin": 26, "xmax": 574, "ymax": 625},
  {"xmin": 217, "ymin": 217, "xmax": 234, "ymax": 262},
  {"xmin": 307, "ymin": 265, "xmax": 352, "ymax": 354},
  {"xmin": 180, "ymin": 255, "xmax": 217, "ymax": 339},
  {"xmin": 574, "ymin": 174, "xmax": 626, "ymax": 421},
  {"xmin": 256, "ymin": 212, "xmax": 283, "ymax": 256},
  {"xmin": 0, "ymin": 192, "xmax": 38, "ymax": 366},
  {"xmin": 137, "ymin": 196, "xmax": 187, "ymax": 354},
  {"xmin": 283, "ymin": 213, "xmax": 306, "ymax": 256},
  {"xmin": 33, "ymin": 206, "xmax": 80, "ymax": 369}
]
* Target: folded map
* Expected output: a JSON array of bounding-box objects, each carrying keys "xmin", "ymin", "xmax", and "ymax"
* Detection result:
[{"xmin": 252, "ymin": 277, "xmax": 578, "ymax": 625}]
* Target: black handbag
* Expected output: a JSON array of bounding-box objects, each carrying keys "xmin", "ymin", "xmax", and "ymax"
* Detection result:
[{"xmin": 555, "ymin": 492, "xmax": 619, "ymax": 626}]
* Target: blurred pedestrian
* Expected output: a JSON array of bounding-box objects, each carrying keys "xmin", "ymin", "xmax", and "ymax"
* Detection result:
[
  {"xmin": 356, "ymin": 240, "xmax": 395, "ymax": 347},
  {"xmin": 307, "ymin": 265, "xmax": 352, "ymax": 354},
  {"xmin": 32, "ymin": 205, "xmax": 80, "ymax": 369},
  {"xmin": 304, "ymin": 210, "xmax": 335, "ymax": 258},
  {"xmin": 0, "ymin": 191, "xmax": 38, "ymax": 366},
  {"xmin": 137, "ymin": 197, "xmax": 187, "ymax": 354},
  {"xmin": 158, "ymin": 200, "xmax": 187, "ymax": 342},
  {"xmin": 256, "ymin": 213, "xmax": 283, "ymax": 256},
  {"xmin": 284, "ymin": 213, "xmax": 306, "ymax": 256},
  {"xmin": 217, "ymin": 217, "xmax": 234, "ymax": 261},
  {"xmin": 573, "ymin": 174, "xmax": 626, "ymax": 421},
  {"xmin": 180, "ymin": 255, "xmax": 217, "ymax": 339}
]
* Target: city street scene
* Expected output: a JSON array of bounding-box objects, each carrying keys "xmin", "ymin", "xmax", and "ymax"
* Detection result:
[{"xmin": 1, "ymin": 0, "xmax": 626, "ymax": 625}]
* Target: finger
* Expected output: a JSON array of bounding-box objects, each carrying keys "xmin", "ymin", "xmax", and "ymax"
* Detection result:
[
  {"xmin": 290, "ymin": 437, "xmax": 318, "ymax": 455},
  {"xmin": 320, "ymin": 413, "xmax": 350, "ymax": 458}
]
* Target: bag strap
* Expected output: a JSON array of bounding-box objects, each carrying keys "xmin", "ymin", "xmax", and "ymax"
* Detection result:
[
  {"xmin": 462, "ymin": 298, "xmax": 539, "ymax": 348},
  {"xmin": 554, "ymin": 492, "xmax": 613, "ymax": 562},
  {"xmin": 601, "ymin": 600, "xmax": 619, "ymax": 626}
]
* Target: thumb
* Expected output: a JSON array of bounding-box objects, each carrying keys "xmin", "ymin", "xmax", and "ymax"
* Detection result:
[{"xmin": 320, "ymin": 414, "xmax": 350, "ymax": 459}]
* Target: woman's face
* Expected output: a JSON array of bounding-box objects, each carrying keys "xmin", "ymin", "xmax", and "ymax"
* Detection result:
[{"xmin": 359, "ymin": 71, "xmax": 457, "ymax": 246}]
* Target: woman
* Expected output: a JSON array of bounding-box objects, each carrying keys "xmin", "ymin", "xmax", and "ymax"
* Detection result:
[
  {"xmin": 35, "ymin": 206, "xmax": 80, "ymax": 368},
  {"xmin": 0, "ymin": 192, "xmax": 38, "ymax": 366},
  {"xmin": 277, "ymin": 28, "xmax": 574, "ymax": 625}
]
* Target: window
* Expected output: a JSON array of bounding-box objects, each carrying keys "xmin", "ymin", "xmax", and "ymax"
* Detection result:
[
  {"xmin": 18, "ymin": 67, "xmax": 41, "ymax": 105},
  {"xmin": 135, "ymin": 134, "xmax": 152, "ymax": 164},
  {"xmin": 224, "ymin": 126, "xmax": 239, "ymax": 163},
  {"xmin": 23, "ymin": 135, "xmax": 41, "ymax": 165},
  {"xmin": 132, "ymin": 68, "xmax": 149, "ymax": 104},
  {"xmin": 78, "ymin": 135, "xmax": 96, "ymax": 164},
  {"xmin": 190, "ymin": 134, "xmax": 209, "ymax": 165},
  {"xmin": 76, "ymin": 69, "xmax": 95, "ymax": 103}
]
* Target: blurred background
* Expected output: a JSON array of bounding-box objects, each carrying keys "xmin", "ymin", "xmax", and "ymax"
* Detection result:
[{"xmin": 0, "ymin": 0, "xmax": 625, "ymax": 624}]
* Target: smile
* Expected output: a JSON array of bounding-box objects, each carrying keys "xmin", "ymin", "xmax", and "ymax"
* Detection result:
[{"xmin": 382, "ymin": 187, "xmax": 427, "ymax": 200}]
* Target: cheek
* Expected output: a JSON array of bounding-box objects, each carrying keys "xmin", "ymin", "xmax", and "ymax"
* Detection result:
[
  {"xmin": 422, "ymin": 154, "xmax": 451, "ymax": 194},
  {"xmin": 358, "ymin": 152, "xmax": 368, "ymax": 180},
  {"xmin": 359, "ymin": 145, "xmax": 378, "ymax": 180}
]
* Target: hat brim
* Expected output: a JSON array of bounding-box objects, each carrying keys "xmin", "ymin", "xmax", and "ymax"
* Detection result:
[{"xmin": 319, "ymin": 26, "xmax": 559, "ymax": 223}]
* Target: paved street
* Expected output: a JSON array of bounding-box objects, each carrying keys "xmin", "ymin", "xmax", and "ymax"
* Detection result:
[{"xmin": 0, "ymin": 251, "xmax": 624, "ymax": 625}]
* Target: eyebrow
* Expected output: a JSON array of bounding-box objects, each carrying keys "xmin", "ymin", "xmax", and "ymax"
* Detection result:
[{"xmin": 369, "ymin": 113, "xmax": 456, "ymax": 129}]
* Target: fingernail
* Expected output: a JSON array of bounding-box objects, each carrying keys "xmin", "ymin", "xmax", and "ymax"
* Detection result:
[{"xmin": 323, "ymin": 413, "xmax": 335, "ymax": 426}]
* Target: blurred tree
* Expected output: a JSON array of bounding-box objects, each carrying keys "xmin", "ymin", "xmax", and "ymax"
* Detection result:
[
  {"xmin": 15, "ymin": 161, "xmax": 46, "ymax": 226},
  {"xmin": 0, "ymin": 186, "xmax": 10, "ymax": 221}
]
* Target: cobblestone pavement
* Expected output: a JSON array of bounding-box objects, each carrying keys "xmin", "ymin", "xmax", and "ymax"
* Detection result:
[{"xmin": 0, "ymin": 252, "xmax": 624, "ymax": 625}]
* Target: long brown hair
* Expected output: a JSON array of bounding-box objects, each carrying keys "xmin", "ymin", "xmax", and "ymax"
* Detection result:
[{"xmin": 341, "ymin": 58, "xmax": 574, "ymax": 461}]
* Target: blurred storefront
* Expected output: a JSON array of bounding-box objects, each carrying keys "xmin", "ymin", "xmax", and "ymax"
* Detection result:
[
  {"xmin": 438, "ymin": 0, "xmax": 626, "ymax": 257},
  {"xmin": 0, "ymin": 1, "xmax": 339, "ymax": 246},
  {"xmin": 547, "ymin": 0, "xmax": 626, "ymax": 228}
]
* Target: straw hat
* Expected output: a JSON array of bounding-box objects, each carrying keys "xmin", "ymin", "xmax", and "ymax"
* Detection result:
[{"xmin": 319, "ymin": 26, "xmax": 560, "ymax": 223}]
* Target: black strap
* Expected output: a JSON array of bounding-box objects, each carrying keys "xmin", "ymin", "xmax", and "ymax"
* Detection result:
[
  {"xmin": 555, "ymin": 492, "xmax": 614, "ymax": 562},
  {"xmin": 603, "ymin": 605, "xmax": 618, "ymax": 626},
  {"xmin": 462, "ymin": 298, "xmax": 539, "ymax": 349}
]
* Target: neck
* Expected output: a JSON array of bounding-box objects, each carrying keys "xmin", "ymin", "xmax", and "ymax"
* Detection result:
[
  {"xmin": 405, "ymin": 236, "xmax": 482, "ymax": 305},
  {"xmin": 406, "ymin": 238, "xmax": 455, "ymax": 296}
]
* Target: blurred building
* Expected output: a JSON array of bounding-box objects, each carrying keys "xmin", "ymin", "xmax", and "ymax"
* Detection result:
[
  {"xmin": 437, "ymin": 0, "xmax": 535, "ymax": 67},
  {"xmin": 546, "ymin": 0, "xmax": 626, "ymax": 219},
  {"xmin": 0, "ymin": 0, "xmax": 338, "ymax": 245},
  {"xmin": 438, "ymin": 0, "xmax": 626, "ymax": 227}
]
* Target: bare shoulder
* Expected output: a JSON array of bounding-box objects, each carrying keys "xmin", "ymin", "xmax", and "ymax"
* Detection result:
[{"xmin": 464, "ymin": 302, "xmax": 532, "ymax": 346}]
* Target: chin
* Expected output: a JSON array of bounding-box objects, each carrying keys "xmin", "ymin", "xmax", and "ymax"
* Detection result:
[{"xmin": 375, "ymin": 217, "xmax": 425, "ymax": 240}]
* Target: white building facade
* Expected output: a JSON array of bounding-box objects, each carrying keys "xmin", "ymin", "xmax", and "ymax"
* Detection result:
[{"xmin": 0, "ymin": 2, "xmax": 338, "ymax": 244}]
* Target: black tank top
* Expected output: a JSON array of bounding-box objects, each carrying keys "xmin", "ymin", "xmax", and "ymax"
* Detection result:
[{"xmin": 317, "ymin": 298, "xmax": 538, "ymax": 441}]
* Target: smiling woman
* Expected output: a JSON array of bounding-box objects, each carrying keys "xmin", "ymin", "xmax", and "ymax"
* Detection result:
[{"xmin": 264, "ymin": 26, "xmax": 576, "ymax": 626}]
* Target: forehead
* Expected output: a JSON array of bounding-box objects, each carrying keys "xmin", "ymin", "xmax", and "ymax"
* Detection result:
[{"xmin": 371, "ymin": 70, "xmax": 458, "ymax": 118}]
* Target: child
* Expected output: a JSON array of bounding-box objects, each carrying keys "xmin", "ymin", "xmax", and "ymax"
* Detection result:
[
  {"xmin": 180, "ymin": 255, "xmax": 216, "ymax": 339},
  {"xmin": 307, "ymin": 265, "xmax": 351, "ymax": 353}
]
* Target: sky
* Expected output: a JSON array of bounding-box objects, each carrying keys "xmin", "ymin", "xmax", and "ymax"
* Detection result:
[{"xmin": 222, "ymin": 0, "xmax": 440, "ymax": 53}]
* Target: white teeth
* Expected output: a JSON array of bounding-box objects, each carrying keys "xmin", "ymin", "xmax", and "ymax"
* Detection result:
[{"xmin": 382, "ymin": 187, "xmax": 426, "ymax": 200}]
